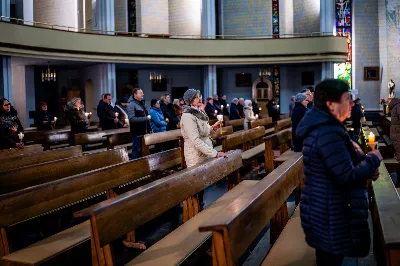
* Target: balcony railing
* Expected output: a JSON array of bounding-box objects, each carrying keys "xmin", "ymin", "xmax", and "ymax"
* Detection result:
[{"xmin": 0, "ymin": 15, "xmax": 337, "ymax": 39}]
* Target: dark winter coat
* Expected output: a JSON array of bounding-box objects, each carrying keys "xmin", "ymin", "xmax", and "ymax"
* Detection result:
[
  {"xmin": 160, "ymin": 101, "xmax": 180, "ymax": 131},
  {"xmin": 351, "ymin": 104, "xmax": 363, "ymax": 130},
  {"xmin": 127, "ymin": 98, "xmax": 150, "ymax": 136},
  {"xmin": 205, "ymin": 102, "xmax": 216, "ymax": 120},
  {"xmin": 220, "ymin": 99, "xmax": 229, "ymax": 116},
  {"xmin": 389, "ymin": 97, "xmax": 400, "ymax": 157},
  {"xmin": 65, "ymin": 104, "xmax": 87, "ymax": 135},
  {"xmin": 97, "ymin": 100, "xmax": 117, "ymax": 130},
  {"xmin": 291, "ymin": 102, "xmax": 308, "ymax": 152},
  {"xmin": 0, "ymin": 107, "xmax": 24, "ymax": 149},
  {"xmin": 229, "ymin": 103, "xmax": 241, "ymax": 120},
  {"xmin": 296, "ymin": 107, "xmax": 381, "ymax": 257},
  {"xmin": 36, "ymin": 110, "xmax": 53, "ymax": 131}
]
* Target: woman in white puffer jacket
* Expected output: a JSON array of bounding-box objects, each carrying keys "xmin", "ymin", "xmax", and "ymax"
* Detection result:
[
  {"xmin": 180, "ymin": 88, "xmax": 225, "ymax": 168},
  {"xmin": 243, "ymin": 99, "xmax": 256, "ymax": 130}
]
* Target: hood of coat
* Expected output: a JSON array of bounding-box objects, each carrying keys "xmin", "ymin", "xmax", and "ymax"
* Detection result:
[
  {"xmin": 296, "ymin": 107, "xmax": 346, "ymax": 140},
  {"xmin": 389, "ymin": 97, "xmax": 400, "ymax": 110}
]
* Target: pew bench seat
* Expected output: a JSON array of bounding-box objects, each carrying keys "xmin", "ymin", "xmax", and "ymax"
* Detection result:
[
  {"xmin": 274, "ymin": 149, "xmax": 296, "ymax": 164},
  {"xmin": 261, "ymin": 206, "xmax": 315, "ymax": 266},
  {"xmin": 126, "ymin": 180, "xmax": 258, "ymax": 266},
  {"xmin": 1, "ymin": 221, "xmax": 90, "ymax": 265},
  {"xmin": 241, "ymin": 143, "xmax": 264, "ymax": 161},
  {"xmin": 383, "ymin": 157, "xmax": 400, "ymax": 173},
  {"xmin": 265, "ymin": 128, "xmax": 275, "ymax": 136}
]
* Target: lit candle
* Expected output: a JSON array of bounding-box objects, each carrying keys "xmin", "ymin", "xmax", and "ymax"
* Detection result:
[
  {"xmin": 147, "ymin": 115, "xmax": 151, "ymax": 119},
  {"xmin": 85, "ymin": 112, "xmax": 89, "ymax": 117},
  {"xmin": 125, "ymin": 118, "xmax": 129, "ymax": 124},
  {"xmin": 227, "ymin": 104, "xmax": 229, "ymax": 107},
  {"xmin": 115, "ymin": 112, "xmax": 119, "ymax": 118},
  {"xmin": 165, "ymin": 118, "xmax": 169, "ymax": 122},
  {"xmin": 214, "ymin": 110, "xmax": 217, "ymax": 114},
  {"xmin": 89, "ymin": 112, "xmax": 92, "ymax": 115},
  {"xmin": 368, "ymin": 132, "xmax": 375, "ymax": 144},
  {"xmin": 221, "ymin": 105, "xmax": 223, "ymax": 109},
  {"xmin": 54, "ymin": 117, "xmax": 57, "ymax": 122},
  {"xmin": 259, "ymin": 107, "xmax": 262, "ymax": 111},
  {"xmin": 277, "ymin": 105, "xmax": 280, "ymax": 108},
  {"xmin": 217, "ymin": 115, "xmax": 224, "ymax": 134},
  {"xmin": 255, "ymin": 114, "xmax": 259, "ymax": 119},
  {"xmin": 18, "ymin": 132, "xmax": 24, "ymax": 140}
]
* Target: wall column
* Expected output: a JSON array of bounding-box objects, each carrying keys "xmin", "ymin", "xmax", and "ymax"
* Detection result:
[
  {"xmin": 320, "ymin": 0, "xmax": 335, "ymax": 79},
  {"xmin": 0, "ymin": 0, "xmax": 10, "ymax": 21},
  {"xmin": 1, "ymin": 56, "xmax": 12, "ymax": 103},
  {"xmin": 93, "ymin": 0, "xmax": 115, "ymax": 33},
  {"xmin": 201, "ymin": 0, "xmax": 216, "ymax": 38},
  {"xmin": 11, "ymin": 65, "xmax": 27, "ymax": 127},
  {"xmin": 204, "ymin": 65, "xmax": 217, "ymax": 98}
]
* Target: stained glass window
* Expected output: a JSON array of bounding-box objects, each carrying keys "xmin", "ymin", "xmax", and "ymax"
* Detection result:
[
  {"xmin": 272, "ymin": 0, "xmax": 279, "ymax": 38},
  {"xmin": 335, "ymin": 0, "xmax": 352, "ymax": 89},
  {"xmin": 273, "ymin": 66, "xmax": 280, "ymax": 104}
]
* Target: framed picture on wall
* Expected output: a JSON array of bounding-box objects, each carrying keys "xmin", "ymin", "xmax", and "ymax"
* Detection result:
[
  {"xmin": 364, "ymin": 67, "xmax": 380, "ymax": 81},
  {"xmin": 236, "ymin": 73, "xmax": 252, "ymax": 87}
]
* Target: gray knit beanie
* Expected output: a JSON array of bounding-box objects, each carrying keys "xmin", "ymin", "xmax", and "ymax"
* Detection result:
[
  {"xmin": 295, "ymin": 93, "xmax": 307, "ymax": 103},
  {"xmin": 183, "ymin": 88, "xmax": 200, "ymax": 105}
]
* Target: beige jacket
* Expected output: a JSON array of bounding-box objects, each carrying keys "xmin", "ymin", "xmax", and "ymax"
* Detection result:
[
  {"xmin": 181, "ymin": 112, "xmax": 218, "ymax": 168},
  {"xmin": 244, "ymin": 108, "xmax": 256, "ymax": 130}
]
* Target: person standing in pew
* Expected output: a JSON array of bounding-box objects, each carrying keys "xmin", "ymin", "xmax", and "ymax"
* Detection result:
[
  {"xmin": 97, "ymin": 93, "xmax": 119, "ymax": 130},
  {"xmin": 351, "ymin": 98, "xmax": 363, "ymax": 136},
  {"xmin": 149, "ymin": 99, "xmax": 168, "ymax": 152},
  {"xmin": 229, "ymin": 98, "xmax": 241, "ymax": 120},
  {"xmin": 36, "ymin": 102, "xmax": 55, "ymax": 131},
  {"xmin": 389, "ymin": 92, "xmax": 400, "ymax": 187},
  {"xmin": 115, "ymin": 96, "xmax": 129, "ymax": 128},
  {"xmin": 238, "ymin": 98, "xmax": 245, "ymax": 118},
  {"xmin": 0, "ymin": 98, "xmax": 24, "ymax": 149},
  {"xmin": 296, "ymin": 79, "xmax": 383, "ymax": 266},
  {"xmin": 243, "ymin": 99, "xmax": 256, "ymax": 130},
  {"xmin": 127, "ymin": 88, "xmax": 151, "ymax": 160},
  {"xmin": 181, "ymin": 89, "xmax": 226, "ymax": 208},
  {"xmin": 65, "ymin": 97, "xmax": 89, "ymax": 144},
  {"xmin": 291, "ymin": 93, "xmax": 309, "ymax": 152},
  {"xmin": 220, "ymin": 94, "xmax": 229, "ymax": 116},
  {"xmin": 205, "ymin": 97, "xmax": 217, "ymax": 119},
  {"xmin": 160, "ymin": 93, "xmax": 180, "ymax": 131}
]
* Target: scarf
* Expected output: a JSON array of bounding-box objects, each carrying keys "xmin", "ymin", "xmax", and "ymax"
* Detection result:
[{"xmin": 183, "ymin": 106, "xmax": 209, "ymax": 121}]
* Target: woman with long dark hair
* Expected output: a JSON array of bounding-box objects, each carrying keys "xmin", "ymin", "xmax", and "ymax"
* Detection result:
[
  {"xmin": 297, "ymin": 79, "xmax": 382, "ymax": 265},
  {"xmin": 0, "ymin": 98, "xmax": 24, "ymax": 149}
]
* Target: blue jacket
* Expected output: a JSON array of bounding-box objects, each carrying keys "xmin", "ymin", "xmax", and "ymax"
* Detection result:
[
  {"xmin": 149, "ymin": 107, "xmax": 167, "ymax": 133},
  {"xmin": 296, "ymin": 108, "xmax": 381, "ymax": 257},
  {"xmin": 291, "ymin": 102, "xmax": 308, "ymax": 152}
]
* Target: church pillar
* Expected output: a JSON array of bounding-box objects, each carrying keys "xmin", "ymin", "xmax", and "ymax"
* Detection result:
[
  {"xmin": 1, "ymin": 56, "xmax": 12, "ymax": 103},
  {"xmin": 201, "ymin": 0, "xmax": 216, "ymax": 38},
  {"xmin": 98, "ymin": 63, "xmax": 116, "ymax": 101},
  {"xmin": 92, "ymin": 0, "xmax": 115, "ymax": 34},
  {"xmin": 0, "ymin": 0, "xmax": 10, "ymax": 21},
  {"xmin": 204, "ymin": 65, "xmax": 217, "ymax": 98},
  {"xmin": 320, "ymin": 0, "xmax": 335, "ymax": 80}
]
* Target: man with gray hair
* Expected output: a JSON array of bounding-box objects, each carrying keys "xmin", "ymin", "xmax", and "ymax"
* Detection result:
[
  {"xmin": 291, "ymin": 93, "xmax": 309, "ymax": 152},
  {"xmin": 237, "ymin": 98, "xmax": 245, "ymax": 118},
  {"xmin": 229, "ymin": 98, "xmax": 241, "ymax": 120}
]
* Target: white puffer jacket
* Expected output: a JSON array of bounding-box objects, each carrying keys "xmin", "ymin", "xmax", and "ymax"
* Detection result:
[{"xmin": 181, "ymin": 111, "xmax": 218, "ymax": 168}]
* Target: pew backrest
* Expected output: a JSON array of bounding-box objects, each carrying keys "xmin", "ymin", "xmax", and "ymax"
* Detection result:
[
  {"xmin": 74, "ymin": 131, "xmax": 107, "ymax": 146},
  {"xmin": 75, "ymin": 150, "xmax": 243, "ymax": 248},
  {"xmin": 275, "ymin": 118, "xmax": 292, "ymax": 132},
  {"xmin": 249, "ymin": 117, "xmax": 273, "ymax": 129},
  {"xmin": 211, "ymin": 126, "xmax": 233, "ymax": 140},
  {"xmin": 107, "ymin": 132, "xmax": 132, "ymax": 149},
  {"xmin": 0, "ymin": 148, "xmax": 129, "ymax": 195},
  {"xmin": 222, "ymin": 126, "xmax": 265, "ymax": 152},
  {"xmin": 264, "ymin": 128, "xmax": 293, "ymax": 173},
  {"xmin": 142, "ymin": 129, "xmax": 182, "ymax": 155},
  {"xmin": 225, "ymin": 119, "xmax": 245, "ymax": 132},
  {"xmin": 42, "ymin": 131, "xmax": 71, "ymax": 150},
  {"xmin": 0, "ymin": 144, "xmax": 43, "ymax": 159},
  {"xmin": 0, "ymin": 145, "xmax": 83, "ymax": 172},
  {"xmin": 199, "ymin": 153, "xmax": 303, "ymax": 265},
  {"xmin": 0, "ymin": 148, "xmax": 183, "ymax": 229},
  {"xmin": 372, "ymin": 163, "xmax": 400, "ymax": 266}
]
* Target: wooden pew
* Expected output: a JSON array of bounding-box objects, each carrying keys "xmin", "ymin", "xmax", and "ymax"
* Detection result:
[
  {"xmin": 0, "ymin": 148, "xmax": 129, "ymax": 195},
  {"xmin": 0, "ymin": 148, "xmax": 183, "ymax": 265},
  {"xmin": 0, "ymin": 144, "xmax": 43, "ymax": 159},
  {"xmin": 74, "ymin": 131, "xmax": 107, "ymax": 151},
  {"xmin": 142, "ymin": 129, "xmax": 182, "ymax": 156},
  {"xmin": 225, "ymin": 118, "xmax": 245, "ymax": 132},
  {"xmin": 42, "ymin": 131, "xmax": 71, "ymax": 150},
  {"xmin": 371, "ymin": 163, "xmax": 400, "ymax": 266},
  {"xmin": 211, "ymin": 126, "xmax": 234, "ymax": 152},
  {"xmin": 199, "ymin": 153, "xmax": 307, "ymax": 266},
  {"xmin": 106, "ymin": 131, "xmax": 132, "ymax": 151},
  {"xmin": 264, "ymin": 128, "xmax": 293, "ymax": 173},
  {"xmin": 0, "ymin": 146, "xmax": 82, "ymax": 172},
  {"xmin": 74, "ymin": 150, "xmax": 244, "ymax": 266},
  {"xmin": 249, "ymin": 117, "xmax": 274, "ymax": 135},
  {"xmin": 275, "ymin": 117, "xmax": 291, "ymax": 133}
]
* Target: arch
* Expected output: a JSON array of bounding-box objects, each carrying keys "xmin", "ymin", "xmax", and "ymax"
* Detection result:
[{"xmin": 252, "ymin": 77, "xmax": 273, "ymax": 100}]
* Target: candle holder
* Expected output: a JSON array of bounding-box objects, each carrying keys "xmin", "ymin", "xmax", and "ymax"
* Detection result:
[
  {"xmin": 217, "ymin": 115, "xmax": 224, "ymax": 134},
  {"xmin": 367, "ymin": 142, "xmax": 377, "ymax": 151}
]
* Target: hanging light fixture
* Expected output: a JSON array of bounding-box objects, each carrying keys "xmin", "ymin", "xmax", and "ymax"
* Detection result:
[
  {"xmin": 42, "ymin": 62, "xmax": 56, "ymax": 82},
  {"xmin": 259, "ymin": 68, "xmax": 271, "ymax": 80},
  {"xmin": 149, "ymin": 72, "xmax": 163, "ymax": 83}
]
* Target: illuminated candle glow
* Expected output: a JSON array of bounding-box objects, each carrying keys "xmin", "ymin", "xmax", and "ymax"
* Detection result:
[
  {"xmin": 115, "ymin": 112, "xmax": 119, "ymax": 118},
  {"xmin": 368, "ymin": 132, "xmax": 375, "ymax": 144}
]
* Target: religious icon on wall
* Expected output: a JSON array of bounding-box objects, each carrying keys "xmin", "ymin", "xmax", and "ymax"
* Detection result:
[{"xmin": 389, "ymin": 79, "xmax": 396, "ymax": 97}]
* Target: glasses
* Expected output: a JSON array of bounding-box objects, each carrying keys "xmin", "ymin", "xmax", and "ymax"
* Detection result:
[{"xmin": 3, "ymin": 103, "xmax": 10, "ymax": 107}]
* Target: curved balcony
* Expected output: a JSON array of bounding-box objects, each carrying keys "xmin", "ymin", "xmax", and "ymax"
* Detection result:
[{"xmin": 0, "ymin": 19, "xmax": 348, "ymax": 65}]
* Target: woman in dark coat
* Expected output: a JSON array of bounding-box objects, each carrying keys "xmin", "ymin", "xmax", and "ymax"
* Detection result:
[
  {"xmin": 296, "ymin": 79, "xmax": 382, "ymax": 265},
  {"xmin": 65, "ymin": 97, "xmax": 88, "ymax": 140},
  {"xmin": 0, "ymin": 98, "xmax": 24, "ymax": 149},
  {"xmin": 36, "ymin": 102, "xmax": 55, "ymax": 131}
]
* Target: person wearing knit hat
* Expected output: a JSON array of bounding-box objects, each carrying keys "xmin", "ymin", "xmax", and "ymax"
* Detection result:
[
  {"xmin": 291, "ymin": 93, "xmax": 309, "ymax": 152},
  {"xmin": 36, "ymin": 101, "xmax": 55, "ymax": 131},
  {"xmin": 115, "ymin": 96, "xmax": 130, "ymax": 128},
  {"xmin": 180, "ymin": 88, "xmax": 226, "ymax": 208},
  {"xmin": 65, "ymin": 97, "xmax": 88, "ymax": 138}
]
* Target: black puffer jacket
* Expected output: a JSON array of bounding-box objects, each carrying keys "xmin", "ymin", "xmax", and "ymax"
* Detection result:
[
  {"xmin": 36, "ymin": 110, "xmax": 53, "ymax": 131},
  {"xmin": 65, "ymin": 103, "xmax": 87, "ymax": 135},
  {"xmin": 0, "ymin": 107, "xmax": 23, "ymax": 149},
  {"xmin": 297, "ymin": 107, "xmax": 380, "ymax": 257},
  {"xmin": 97, "ymin": 100, "xmax": 117, "ymax": 130}
]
